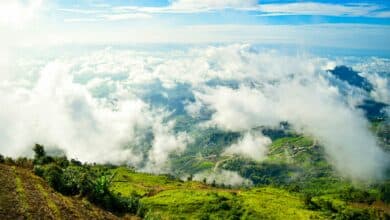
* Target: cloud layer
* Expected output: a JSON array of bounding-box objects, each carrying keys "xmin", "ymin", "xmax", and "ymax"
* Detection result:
[
  {"xmin": 223, "ymin": 132, "xmax": 271, "ymax": 161},
  {"xmin": 0, "ymin": 44, "xmax": 388, "ymax": 180}
]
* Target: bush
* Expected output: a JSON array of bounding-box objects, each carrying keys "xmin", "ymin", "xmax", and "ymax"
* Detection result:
[
  {"xmin": 114, "ymin": 192, "xmax": 140, "ymax": 213},
  {"xmin": 70, "ymin": 159, "xmax": 82, "ymax": 166},
  {"xmin": 15, "ymin": 157, "xmax": 33, "ymax": 169},
  {"xmin": 85, "ymin": 176, "xmax": 141, "ymax": 214},
  {"xmin": 34, "ymin": 165, "xmax": 45, "ymax": 177},
  {"xmin": 4, "ymin": 157, "xmax": 15, "ymax": 165},
  {"xmin": 0, "ymin": 154, "xmax": 4, "ymax": 163},
  {"xmin": 378, "ymin": 183, "xmax": 390, "ymax": 203},
  {"xmin": 340, "ymin": 186, "xmax": 375, "ymax": 204},
  {"xmin": 42, "ymin": 164, "xmax": 64, "ymax": 191},
  {"xmin": 54, "ymin": 156, "xmax": 70, "ymax": 168},
  {"xmin": 61, "ymin": 166, "xmax": 93, "ymax": 196},
  {"xmin": 338, "ymin": 207, "xmax": 372, "ymax": 220}
]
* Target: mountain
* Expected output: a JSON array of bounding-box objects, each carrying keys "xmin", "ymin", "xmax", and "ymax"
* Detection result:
[
  {"xmin": 1, "ymin": 133, "xmax": 389, "ymax": 220},
  {"xmin": 328, "ymin": 65, "xmax": 373, "ymax": 92}
]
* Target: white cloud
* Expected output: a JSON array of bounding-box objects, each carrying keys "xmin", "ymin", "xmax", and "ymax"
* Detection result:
[
  {"xmin": 0, "ymin": 59, "xmax": 189, "ymax": 172},
  {"xmin": 108, "ymin": 1, "xmax": 390, "ymax": 18},
  {"xmin": 16, "ymin": 24, "xmax": 389, "ymax": 50},
  {"xmin": 170, "ymin": 0, "xmax": 258, "ymax": 11},
  {"xmin": 258, "ymin": 2, "xmax": 386, "ymax": 17},
  {"xmin": 144, "ymin": 119, "xmax": 192, "ymax": 173},
  {"xmin": 0, "ymin": 0, "xmax": 44, "ymax": 27},
  {"xmin": 195, "ymin": 86, "xmax": 279, "ymax": 130},
  {"xmin": 58, "ymin": 1, "xmax": 389, "ymax": 25},
  {"xmin": 101, "ymin": 13, "xmax": 152, "ymax": 20},
  {"xmin": 353, "ymin": 58, "xmax": 390, "ymax": 104},
  {"xmin": 193, "ymin": 169, "xmax": 253, "ymax": 186},
  {"xmin": 374, "ymin": 10, "xmax": 390, "ymax": 18},
  {"xmin": 224, "ymin": 132, "xmax": 271, "ymax": 161},
  {"xmin": 184, "ymin": 45, "xmax": 388, "ymax": 180},
  {"xmin": 1, "ymin": 44, "xmax": 388, "ymax": 180},
  {"xmin": 195, "ymin": 82, "xmax": 388, "ymax": 180}
]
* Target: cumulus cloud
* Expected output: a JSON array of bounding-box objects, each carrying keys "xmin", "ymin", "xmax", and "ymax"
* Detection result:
[
  {"xmin": 193, "ymin": 169, "xmax": 253, "ymax": 187},
  {"xmin": 185, "ymin": 45, "xmax": 389, "ymax": 180},
  {"xmin": 194, "ymin": 80, "xmax": 388, "ymax": 180},
  {"xmin": 223, "ymin": 132, "xmax": 271, "ymax": 161},
  {"xmin": 353, "ymin": 58, "xmax": 390, "ymax": 104},
  {"xmin": 0, "ymin": 59, "xmax": 189, "ymax": 172},
  {"xmin": 195, "ymin": 86, "xmax": 279, "ymax": 130},
  {"xmin": 1, "ymin": 44, "xmax": 388, "ymax": 181},
  {"xmin": 144, "ymin": 120, "xmax": 192, "ymax": 173}
]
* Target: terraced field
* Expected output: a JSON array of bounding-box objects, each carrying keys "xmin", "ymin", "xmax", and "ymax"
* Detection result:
[{"xmin": 0, "ymin": 164, "xmax": 137, "ymax": 220}]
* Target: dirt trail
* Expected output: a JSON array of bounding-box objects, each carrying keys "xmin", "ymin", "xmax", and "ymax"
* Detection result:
[{"xmin": 213, "ymin": 155, "xmax": 233, "ymax": 172}]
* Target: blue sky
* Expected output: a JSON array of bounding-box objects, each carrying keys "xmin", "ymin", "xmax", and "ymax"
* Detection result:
[
  {"xmin": 52, "ymin": 0, "xmax": 390, "ymax": 24},
  {"xmin": 0, "ymin": 0, "xmax": 389, "ymax": 51}
]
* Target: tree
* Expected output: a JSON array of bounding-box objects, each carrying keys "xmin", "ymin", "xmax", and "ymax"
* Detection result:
[
  {"xmin": 33, "ymin": 144, "xmax": 46, "ymax": 158},
  {"xmin": 33, "ymin": 144, "xmax": 53, "ymax": 165}
]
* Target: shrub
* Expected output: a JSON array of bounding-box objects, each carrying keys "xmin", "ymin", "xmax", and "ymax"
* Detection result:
[
  {"xmin": 42, "ymin": 164, "xmax": 64, "ymax": 191},
  {"xmin": 86, "ymin": 176, "xmax": 141, "ymax": 214},
  {"xmin": 4, "ymin": 157, "xmax": 15, "ymax": 165},
  {"xmin": 54, "ymin": 156, "xmax": 70, "ymax": 168},
  {"xmin": 70, "ymin": 159, "xmax": 82, "ymax": 166},
  {"xmin": 378, "ymin": 183, "xmax": 390, "ymax": 203},
  {"xmin": 15, "ymin": 157, "xmax": 33, "ymax": 169},
  {"xmin": 34, "ymin": 165, "xmax": 45, "ymax": 177},
  {"xmin": 338, "ymin": 207, "xmax": 372, "ymax": 220},
  {"xmin": 61, "ymin": 166, "xmax": 94, "ymax": 196},
  {"xmin": 114, "ymin": 192, "xmax": 140, "ymax": 213},
  {"xmin": 0, "ymin": 154, "xmax": 4, "ymax": 163},
  {"xmin": 340, "ymin": 186, "xmax": 376, "ymax": 204}
]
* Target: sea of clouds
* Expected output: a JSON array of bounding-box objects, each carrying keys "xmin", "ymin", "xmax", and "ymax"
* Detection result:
[{"xmin": 0, "ymin": 44, "xmax": 389, "ymax": 180}]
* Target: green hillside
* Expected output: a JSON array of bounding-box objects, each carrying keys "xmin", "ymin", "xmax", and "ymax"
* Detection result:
[
  {"xmin": 1, "ymin": 155, "xmax": 389, "ymax": 219},
  {"xmin": 0, "ymin": 120, "xmax": 389, "ymax": 219},
  {"xmin": 0, "ymin": 164, "xmax": 137, "ymax": 220}
]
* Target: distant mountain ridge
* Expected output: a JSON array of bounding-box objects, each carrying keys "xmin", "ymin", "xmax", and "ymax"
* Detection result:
[{"xmin": 328, "ymin": 65, "xmax": 388, "ymax": 120}]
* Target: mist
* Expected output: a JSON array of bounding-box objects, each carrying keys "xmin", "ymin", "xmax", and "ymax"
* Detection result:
[{"xmin": 0, "ymin": 44, "xmax": 388, "ymax": 180}]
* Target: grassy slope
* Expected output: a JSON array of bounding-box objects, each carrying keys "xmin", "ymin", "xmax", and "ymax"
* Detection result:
[
  {"xmin": 0, "ymin": 164, "xmax": 137, "ymax": 220},
  {"xmin": 110, "ymin": 167, "xmax": 326, "ymax": 219}
]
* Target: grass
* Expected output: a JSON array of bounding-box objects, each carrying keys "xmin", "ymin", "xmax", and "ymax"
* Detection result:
[
  {"xmin": 110, "ymin": 167, "xmax": 206, "ymax": 197},
  {"xmin": 239, "ymin": 188, "xmax": 325, "ymax": 219},
  {"xmin": 140, "ymin": 189, "xmax": 239, "ymax": 219},
  {"xmin": 0, "ymin": 164, "xmax": 126, "ymax": 219},
  {"xmin": 36, "ymin": 183, "xmax": 61, "ymax": 219},
  {"xmin": 108, "ymin": 166, "xmax": 328, "ymax": 219},
  {"xmin": 13, "ymin": 167, "xmax": 31, "ymax": 220},
  {"xmin": 139, "ymin": 187, "xmax": 326, "ymax": 219}
]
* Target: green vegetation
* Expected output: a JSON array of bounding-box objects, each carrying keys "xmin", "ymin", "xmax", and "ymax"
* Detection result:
[
  {"xmin": 1, "ymin": 119, "xmax": 389, "ymax": 219},
  {"xmin": 36, "ymin": 183, "xmax": 61, "ymax": 219},
  {"xmin": 0, "ymin": 163, "xmax": 122, "ymax": 219},
  {"xmin": 14, "ymin": 167, "xmax": 31, "ymax": 219}
]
